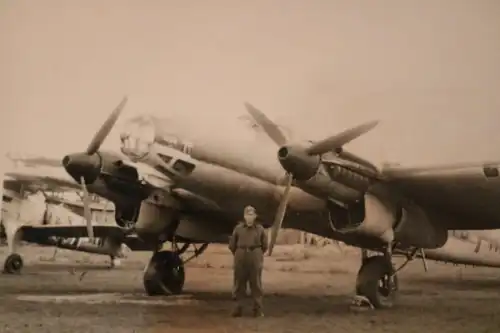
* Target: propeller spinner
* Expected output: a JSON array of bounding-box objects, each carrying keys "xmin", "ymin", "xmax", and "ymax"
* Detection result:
[
  {"xmin": 62, "ymin": 96, "xmax": 128, "ymax": 240},
  {"xmin": 244, "ymin": 102, "xmax": 379, "ymax": 256}
]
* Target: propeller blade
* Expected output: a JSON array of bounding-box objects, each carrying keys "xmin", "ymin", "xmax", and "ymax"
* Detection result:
[
  {"xmin": 244, "ymin": 102, "xmax": 288, "ymax": 147},
  {"xmin": 305, "ymin": 120, "xmax": 379, "ymax": 156},
  {"xmin": 268, "ymin": 173, "xmax": 293, "ymax": 256},
  {"xmin": 80, "ymin": 176, "xmax": 94, "ymax": 241},
  {"xmin": 86, "ymin": 96, "xmax": 128, "ymax": 155}
]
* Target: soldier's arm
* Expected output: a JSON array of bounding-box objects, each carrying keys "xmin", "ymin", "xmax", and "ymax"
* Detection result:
[
  {"xmin": 228, "ymin": 224, "xmax": 239, "ymax": 254},
  {"xmin": 260, "ymin": 225, "xmax": 269, "ymax": 254}
]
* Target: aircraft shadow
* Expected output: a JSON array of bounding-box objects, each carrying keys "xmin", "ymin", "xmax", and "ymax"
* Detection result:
[{"xmin": 404, "ymin": 276, "xmax": 500, "ymax": 291}]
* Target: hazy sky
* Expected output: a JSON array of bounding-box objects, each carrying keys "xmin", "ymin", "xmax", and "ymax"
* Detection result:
[{"xmin": 1, "ymin": 0, "xmax": 499, "ymax": 168}]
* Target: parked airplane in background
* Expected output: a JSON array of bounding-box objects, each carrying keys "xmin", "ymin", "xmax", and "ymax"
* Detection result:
[
  {"xmin": 1, "ymin": 158, "xmax": 125, "ymax": 273},
  {"xmin": 450, "ymin": 229, "xmax": 500, "ymax": 254},
  {"xmin": 421, "ymin": 231, "xmax": 500, "ymax": 268},
  {"xmin": 5, "ymin": 96, "xmax": 500, "ymax": 310}
]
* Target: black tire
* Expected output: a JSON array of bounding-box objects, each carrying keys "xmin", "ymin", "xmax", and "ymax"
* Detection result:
[
  {"xmin": 0, "ymin": 221, "xmax": 6, "ymax": 243},
  {"xmin": 143, "ymin": 251, "xmax": 185, "ymax": 296},
  {"xmin": 355, "ymin": 255, "xmax": 398, "ymax": 309},
  {"xmin": 3, "ymin": 253, "xmax": 23, "ymax": 274}
]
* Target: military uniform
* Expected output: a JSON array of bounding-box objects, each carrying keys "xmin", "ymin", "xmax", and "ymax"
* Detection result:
[{"xmin": 228, "ymin": 217, "xmax": 268, "ymax": 317}]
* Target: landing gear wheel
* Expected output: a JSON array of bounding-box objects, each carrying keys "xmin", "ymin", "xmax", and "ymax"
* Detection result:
[
  {"xmin": 143, "ymin": 251, "xmax": 185, "ymax": 296},
  {"xmin": 355, "ymin": 255, "xmax": 398, "ymax": 309},
  {"xmin": 3, "ymin": 253, "xmax": 23, "ymax": 274}
]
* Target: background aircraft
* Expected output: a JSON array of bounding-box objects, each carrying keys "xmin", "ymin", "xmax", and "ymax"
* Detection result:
[
  {"xmin": 1, "ymin": 156, "xmax": 126, "ymax": 273},
  {"xmin": 5, "ymin": 96, "xmax": 500, "ymax": 310},
  {"xmin": 450, "ymin": 229, "xmax": 500, "ymax": 254}
]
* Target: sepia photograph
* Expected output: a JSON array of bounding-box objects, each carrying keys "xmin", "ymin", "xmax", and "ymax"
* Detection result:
[{"xmin": 1, "ymin": 0, "xmax": 500, "ymax": 332}]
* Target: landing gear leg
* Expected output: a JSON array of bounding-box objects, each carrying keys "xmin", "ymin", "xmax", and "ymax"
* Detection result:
[
  {"xmin": 51, "ymin": 246, "xmax": 59, "ymax": 261},
  {"xmin": 2, "ymin": 219, "xmax": 24, "ymax": 274},
  {"xmin": 354, "ymin": 246, "xmax": 398, "ymax": 309},
  {"xmin": 109, "ymin": 255, "xmax": 121, "ymax": 269},
  {"xmin": 361, "ymin": 249, "xmax": 369, "ymax": 263},
  {"xmin": 107, "ymin": 237, "xmax": 125, "ymax": 269}
]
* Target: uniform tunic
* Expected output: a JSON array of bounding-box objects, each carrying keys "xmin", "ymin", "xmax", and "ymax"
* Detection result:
[{"xmin": 228, "ymin": 222, "xmax": 268, "ymax": 310}]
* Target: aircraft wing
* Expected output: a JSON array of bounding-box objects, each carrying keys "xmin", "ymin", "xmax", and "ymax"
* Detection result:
[
  {"xmin": 19, "ymin": 224, "xmax": 127, "ymax": 241},
  {"xmin": 382, "ymin": 162, "xmax": 500, "ymax": 230},
  {"xmin": 3, "ymin": 170, "xmax": 80, "ymax": 194}
]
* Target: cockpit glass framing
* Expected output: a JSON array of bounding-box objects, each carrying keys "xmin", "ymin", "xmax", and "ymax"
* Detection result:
[{"xmin": 120, "ymin": 117, "xmax": 156, "ymax": 159}]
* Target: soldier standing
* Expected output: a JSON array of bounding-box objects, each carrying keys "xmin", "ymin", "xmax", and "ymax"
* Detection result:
[{"xmin": 228, "ymin": 205, "xmax": 268, "ymax": 317}]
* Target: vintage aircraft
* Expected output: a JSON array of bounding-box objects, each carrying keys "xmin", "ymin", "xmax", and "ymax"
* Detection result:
[
  {"xmin": 421, "ymin": 231, "xmax": 500, "ymax": 268},
  {"xmin": 6, "ymin": 96, "xmax": 500, "ymax": 309},
  {"xmin": 450, "ymin": 229, "xmax": 500, "ymax": 254},
  {"xmin": 1, "ymin": 158, "xmax": 126, "ymax": 273}
]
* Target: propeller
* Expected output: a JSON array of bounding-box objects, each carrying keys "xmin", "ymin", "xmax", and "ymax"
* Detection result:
[
  {"xmin": 244, "ymin": 103, "xmax": 294, "ymax": 255},
  {"xmin": 80, "ymin": 176, "xmax": 94, "ymax": 241},
  {"xmin": 62, "ymin": 96, "xmax": 128, "ymax": 185},
  {"xmin": 244, "ymin": 102, "xmax": 378, "ymax": 156},
  {"xmin": 304, "ymin": 120, "xmax": 379, "ymax": 156},
  {"xmin": 244, "ymin": 102, "xmax": 287, "ymax": 147},
  {"xmin": 267, "ymin": 173, "xmax": 293, "ymax": 256},
  {"xmin": 244, "ymin": 102, "xmax": 379, "ymax": 256},
  {"xmin": 61, "ymin": 96, "xmax": 129, "ymax": 243},
  {"xmin": 86, "ymin": 96, "xmax": 128, "ymax": 155}
]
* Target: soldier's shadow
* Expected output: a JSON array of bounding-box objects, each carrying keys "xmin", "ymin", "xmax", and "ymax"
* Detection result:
[{"xmin": 189, "ymin": 290, "xmax": 352, "ymax": 316}]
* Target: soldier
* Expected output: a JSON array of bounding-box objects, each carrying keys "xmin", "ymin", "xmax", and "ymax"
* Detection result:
[{"xmin": 228, "ymin": 205, "xmax": 268, "ymax": 317}]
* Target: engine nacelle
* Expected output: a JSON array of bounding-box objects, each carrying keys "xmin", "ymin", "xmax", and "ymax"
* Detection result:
[
  {"xmin": 327, "ymin": 190, "xmax": 448, "ymax": 249},
  {"xmin": 115, "ymin": 189, "xmax": 181, "ymax": 245},
  {"xmin": 327, "ymin": 193, "xmax": 397, "ymax": 244}
]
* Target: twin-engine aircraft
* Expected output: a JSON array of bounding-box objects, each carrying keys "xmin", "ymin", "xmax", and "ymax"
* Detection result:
[{"xmin": 4, "ymin": 96, "xmax": 500, "ymax": 309}]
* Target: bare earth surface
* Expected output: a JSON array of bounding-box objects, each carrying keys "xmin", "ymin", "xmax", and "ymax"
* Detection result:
[{"xmin": 1, "ymin": 244, "xmax": 500, "ymax": 333}]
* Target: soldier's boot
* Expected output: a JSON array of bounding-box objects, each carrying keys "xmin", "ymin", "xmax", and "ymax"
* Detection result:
[
  {"xmin": 231, "ymin": 305, "xmax": 243, "ymax": 317},
  {"xmin": 252, "ymin": 308, "xmax": 264, "ymax": 317},
  {"xmin": 252, "ymin": 297, "xmax": 264, "ymax": 317}
]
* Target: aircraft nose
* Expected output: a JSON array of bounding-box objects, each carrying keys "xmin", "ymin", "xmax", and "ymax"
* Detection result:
[{"xmin": 62, "ymin": 152, "xmax": 101, "ymax": 184}]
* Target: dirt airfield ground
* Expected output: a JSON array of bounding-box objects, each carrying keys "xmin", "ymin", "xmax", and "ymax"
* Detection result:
[{"xmin": 1, "ymin": 244, "xmax": 500, "ymax": 333}]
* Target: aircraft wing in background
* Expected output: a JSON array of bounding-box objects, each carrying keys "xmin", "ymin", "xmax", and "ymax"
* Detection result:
[
  {"xmin": 3, "ymin": 169, "xmax": 81, "ymax": 195},
  {"xmin": 18, "ymin": 224, "xmax": 127, "ymax": 241}
]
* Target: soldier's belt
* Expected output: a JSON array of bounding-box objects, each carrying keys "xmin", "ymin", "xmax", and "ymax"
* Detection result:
[{"xmin": 237, "ymin": 246, "xmax": 261, "ymax": 251}]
